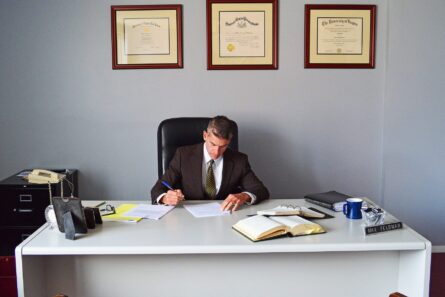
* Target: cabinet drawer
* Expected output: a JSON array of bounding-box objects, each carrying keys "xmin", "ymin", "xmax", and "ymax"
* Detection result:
[
  {"xmin": 0, "ymin": 188, "xmax": 48, "ymax": 227},
  {"xmin": 0, "ymin": 228, "xmax": 37, "ymax": 256}
]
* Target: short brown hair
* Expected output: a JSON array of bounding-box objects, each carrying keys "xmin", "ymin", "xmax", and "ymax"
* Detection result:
[{"xmin": 207, "ymin": 115, "xmax": 235, "ymax": 140}]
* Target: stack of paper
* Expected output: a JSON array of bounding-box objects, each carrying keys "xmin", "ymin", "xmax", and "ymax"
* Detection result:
[
  {"xmin": 124, "ymin": 204, "xmax": 174, "ymax": 220},
  {"xmin": 102, "ymin": 204, "xmax": 174, "ymax": 223}
]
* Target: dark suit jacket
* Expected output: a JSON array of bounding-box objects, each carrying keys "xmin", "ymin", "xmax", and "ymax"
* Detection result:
[{"xmin": 151, "ymin": 143, "xmax": 269, "ymax": 204}]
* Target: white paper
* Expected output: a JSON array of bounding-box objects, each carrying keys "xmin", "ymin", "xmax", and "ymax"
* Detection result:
[
  {"xmin": 124, "ymin": 18, "xmax": 170, "ymax": 55},
  {"xmin": 184, "ymin": 202, "xmax": 230, "ymax": 218},
  {"xmin": 123, "ymin": 204, "xmax": 174, "ymax": 220},
  {"xmin": 257, "ymin": 205, "xmax": 324, "ymax": 218},
  {"xmin": 219, "ymin": 11, "xmax": 265, "ymax": 57},
  {"xmin": 317, "ymin": 17, "xmax": 363, "ymax": 54}
]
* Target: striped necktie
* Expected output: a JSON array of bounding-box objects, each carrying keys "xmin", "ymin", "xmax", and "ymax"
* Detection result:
[{"xmin": 205, "ymin": 160, "xmax": 216, "ymax": 199}]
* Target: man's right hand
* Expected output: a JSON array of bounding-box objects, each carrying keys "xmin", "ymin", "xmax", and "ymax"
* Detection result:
[{"xmin": 160, "ymin": 189, "xmax": 185, "ymax": 206}]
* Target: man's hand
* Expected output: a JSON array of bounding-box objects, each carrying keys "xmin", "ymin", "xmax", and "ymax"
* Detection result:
[
  {"xmin": 160, "ymin": 189, "xmax": 185, "ymax": 206},
  {"xmin": 221, "ymin": 193, "xmax": 251, "ymax": 212}
]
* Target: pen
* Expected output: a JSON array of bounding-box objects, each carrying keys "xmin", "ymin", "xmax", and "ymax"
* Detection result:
[
  {"xmin": 96, "ymin": 201, "xmax": 106, "ymax": 208},
  {"xmin": 161, "ymin": 180, "xmax": 185, "ymax": 201},
  {"xmin": 161, "ymin": 181, "xmax": 174, "ymax": 191}
]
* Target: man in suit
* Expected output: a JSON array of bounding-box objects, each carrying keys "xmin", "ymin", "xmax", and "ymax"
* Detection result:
[{"xmin": 151, "ymin": 116, "xmax": 269, "ymax": 211}]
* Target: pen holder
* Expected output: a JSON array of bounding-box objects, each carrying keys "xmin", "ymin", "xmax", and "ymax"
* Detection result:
[{"xmin": 363, "ymin": 208, "xmax": 385, "ymax": 226}]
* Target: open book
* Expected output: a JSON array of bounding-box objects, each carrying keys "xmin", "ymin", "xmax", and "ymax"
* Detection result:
[
  {"xmin": 257, "ymin": 205, "xmax": 325, "ymax": 218},
  {"xmin": 233, "ymin": 215, "xmax": 325, "ymax": 242}
]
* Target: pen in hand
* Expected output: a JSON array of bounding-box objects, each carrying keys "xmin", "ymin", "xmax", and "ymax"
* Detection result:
[{"xmin": 161, "ymin": 181, "xmax": 185, "ymax": 202}]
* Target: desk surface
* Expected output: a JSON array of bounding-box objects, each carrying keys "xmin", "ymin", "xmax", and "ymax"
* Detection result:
[{"xmin": 18, "ymin": 199, "xmax": 430, "ymax": 256}]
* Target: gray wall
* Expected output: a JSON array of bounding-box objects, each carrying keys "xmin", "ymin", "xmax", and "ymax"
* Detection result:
[
  {"xmin": 382, "ymin": 0, "xmax": 445, "ymax": 244},
  {"xmin": 0, "ymin": 0, "xmax": 443, "ymax": 244}
]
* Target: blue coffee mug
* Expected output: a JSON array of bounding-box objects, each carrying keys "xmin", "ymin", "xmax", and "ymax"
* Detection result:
[{"xmin": 343, "ymin": 198, "xmax": 363, "ymax": 219}]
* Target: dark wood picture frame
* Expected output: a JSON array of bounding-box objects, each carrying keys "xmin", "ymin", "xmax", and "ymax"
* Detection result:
[
  {"xmin": 207, "ymin": 0, "xmax": 278, "ymax": 70},
  {"xmin": 304, "ymin": 4, "xmax": 376, "ymax": 69},
  {"xmin": 111, "ymin": 5, "xmax": 183, "ymax": 69}
]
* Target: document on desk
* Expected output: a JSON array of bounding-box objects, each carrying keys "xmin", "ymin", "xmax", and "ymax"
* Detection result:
[
  {"xmin": 82, "ymin": 201, "xmax": 106, "ymax": 208},
  {"xmin": 124, "ymin": 204, "xmax": 174, "ymax": 220},
  {"xmin": 184, "ymin": 202, "xmax": 230, "ymax": 218}
]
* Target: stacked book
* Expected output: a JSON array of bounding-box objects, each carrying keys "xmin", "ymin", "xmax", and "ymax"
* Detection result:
[{"xmin": 304, "ymin": 191, "xmax": 351, "ymax": 211}]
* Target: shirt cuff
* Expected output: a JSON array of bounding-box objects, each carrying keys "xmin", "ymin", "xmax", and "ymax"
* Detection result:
[
  {"xmin": 156, "ymin": 193, "xmax": 167, "ymax": 204},
  {"xmin": 242, "ymin": 192, "xmax": 256, "ymax": 205}
]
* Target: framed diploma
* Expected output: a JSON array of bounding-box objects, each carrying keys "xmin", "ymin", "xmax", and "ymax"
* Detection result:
[
  {"xmin": 304, "ymin": 4, "xmax": 376, "ymax": 68},
  {"xmin": 207, "ymin": 0, "xmax": 278, "ymax": 70},
  {"xmin": 111, "ymin": 5, "xmax": 183, "ymax": 69}
]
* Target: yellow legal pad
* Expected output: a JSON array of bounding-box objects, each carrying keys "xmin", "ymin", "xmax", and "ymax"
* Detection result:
[{"xmin": 101, "ymin": 204, "xmax": 142, "ymax": 223}]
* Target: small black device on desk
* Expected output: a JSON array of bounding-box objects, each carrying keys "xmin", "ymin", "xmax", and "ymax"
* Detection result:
[{"xmin": 0, "ymin": 169, "xmax": 78, "ymax": 256}]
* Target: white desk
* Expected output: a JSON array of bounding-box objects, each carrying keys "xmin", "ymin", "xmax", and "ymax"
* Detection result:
[{"xmin": 15, "ymin": 199, "xmax": 431, "ymax": 297}]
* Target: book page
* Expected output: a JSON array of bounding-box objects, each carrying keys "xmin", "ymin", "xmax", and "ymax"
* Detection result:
[
  {"xmin": 270, "ymin": 215, "xmax": 310, "ymax": 228},
  {"xmin": 233, "ymin": 215, "xmax": 286, "ymax": 241},
  {"xmin": 270, "ymin": 216, "xmax": 325, "ymax": 236}
]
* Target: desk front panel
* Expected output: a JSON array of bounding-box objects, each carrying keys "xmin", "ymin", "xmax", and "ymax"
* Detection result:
[{"xmin": 23, "ymin": 251, "xmax": 400, "ymax": 297}]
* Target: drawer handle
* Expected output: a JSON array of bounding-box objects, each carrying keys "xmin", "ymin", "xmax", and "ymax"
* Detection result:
[
  {"xmin": 17, "ymin": 208, "xmax": 33, "ymax": 213},
  {"xmin": 19, "ymin": 194, "xmax": 32, "ymax": 202},
  {"xmin": 21, "ymin": 234, "xmax": 31, "ymax": 241}
]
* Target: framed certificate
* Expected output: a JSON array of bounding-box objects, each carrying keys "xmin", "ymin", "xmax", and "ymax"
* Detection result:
[
  {"xmin": 305, "ymin": 4, "xmax": 376, "ymax": 69},
  {"xmin": 207, "ymin": 0, "xmax": 278, "ymax": 70},
  {"xmin": 111, "ymin": 5, "xmax": 183, "ymax": 69}
]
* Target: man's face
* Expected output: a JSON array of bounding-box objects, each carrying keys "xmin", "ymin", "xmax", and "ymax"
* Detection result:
[{"xmin": 203, "ymin": 130, "xmax": 231, "ymax": 160}]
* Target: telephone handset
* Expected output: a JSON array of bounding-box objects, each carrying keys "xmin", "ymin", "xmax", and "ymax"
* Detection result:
[{"xmin": 27, "ymin": 169, "xmax": 65, "ymax": 184}]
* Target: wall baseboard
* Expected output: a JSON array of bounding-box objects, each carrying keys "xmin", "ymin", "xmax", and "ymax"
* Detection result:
[{"xmin": 432, "ymin": 245, "xmax": 445, "ymax": 253}]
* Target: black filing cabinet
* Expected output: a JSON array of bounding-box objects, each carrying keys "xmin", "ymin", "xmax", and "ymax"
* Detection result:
[{"xmin": 0, "ymin": 169, "xmax": 78, "ymax": 256}]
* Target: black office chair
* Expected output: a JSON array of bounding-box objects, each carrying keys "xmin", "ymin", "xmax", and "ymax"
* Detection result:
[{"xmin": 157, "ymin": 117, "xmax": 238, "ymax": 178}]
